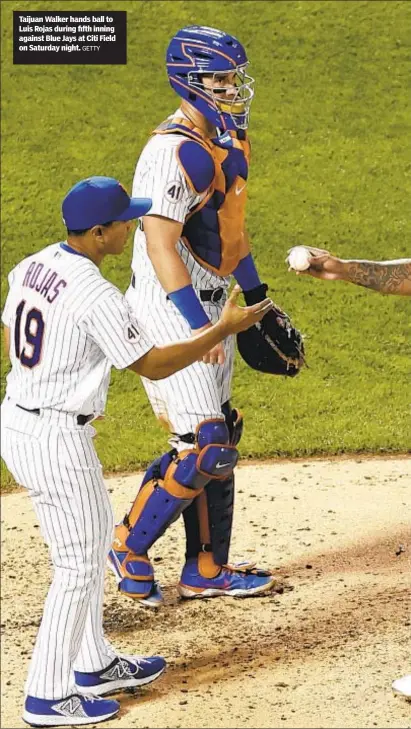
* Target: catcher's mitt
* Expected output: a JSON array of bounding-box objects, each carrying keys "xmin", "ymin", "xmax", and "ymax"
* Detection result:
[{"xmin": 237, "ymin": 284, "xmax": 305, "ymax": 377}]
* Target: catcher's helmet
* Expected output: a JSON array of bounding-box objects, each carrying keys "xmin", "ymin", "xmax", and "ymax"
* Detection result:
[{"xmin": 166, "ymin": 25, "xmax": 254, "ymax": 131}]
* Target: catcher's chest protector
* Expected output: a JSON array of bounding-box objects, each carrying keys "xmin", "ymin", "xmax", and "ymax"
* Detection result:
[{"xmin": 153, "ymin": 118, "xmax": 250, "ymax": 276}]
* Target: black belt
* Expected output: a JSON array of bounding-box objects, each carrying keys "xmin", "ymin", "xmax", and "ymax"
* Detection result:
[
  {"xmin": 199, "ymin": 287, "xmax": 224, "ymax": 303},
  {"xmin": 131, "ymin": 275, "xmax": 224, "ymax": 304},
  {"xmin": 16, "ymin": 404, "xmax": 93, "ymax": 426}
]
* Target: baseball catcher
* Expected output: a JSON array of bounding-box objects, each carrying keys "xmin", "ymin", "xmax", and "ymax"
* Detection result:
[{"xmin": 108, "ymin": 25, "xmax": 305, "ymax": 607}]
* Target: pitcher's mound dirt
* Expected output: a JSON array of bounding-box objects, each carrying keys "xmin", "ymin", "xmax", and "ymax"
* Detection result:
[{"xmin": 1, "ymin": 457, "xmax": 410, "ymax": 728}]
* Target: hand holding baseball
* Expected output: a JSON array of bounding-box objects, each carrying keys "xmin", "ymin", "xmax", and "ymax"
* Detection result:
[
  {"xmin": 286, "ymin": 246, "xmax": 346, "ymax": 280},
  {"xmin": 286, "ymin": 246, "xmax": 313, "ymax": 272}
]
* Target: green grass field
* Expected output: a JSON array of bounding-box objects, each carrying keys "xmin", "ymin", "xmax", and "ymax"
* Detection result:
[{"xmin": 1, "ymin": 0, "xmax": 410, "ymax": 488}]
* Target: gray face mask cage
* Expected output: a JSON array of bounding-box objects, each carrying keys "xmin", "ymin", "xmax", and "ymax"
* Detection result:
[{"xmin": 188, "ymin": 64, "xmax": 255, "ymax": 130}]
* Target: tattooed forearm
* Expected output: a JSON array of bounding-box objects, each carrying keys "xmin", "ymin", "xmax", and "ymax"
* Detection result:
[{"xmin": 343, "ymin": 260, "xmax": 411, "ymax": 296}]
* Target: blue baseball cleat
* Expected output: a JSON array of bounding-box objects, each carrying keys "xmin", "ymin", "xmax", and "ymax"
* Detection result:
[
  {"xmin": 23, "ymin": 693, "xmax": 119, "ymax": 726},
  {"xmin": 75, "ymin": 655, "xmax": 166, "ymax": 696},
  {"xmin": 178, "ymin": 558, "xmax": 277, "ymax": 599}
]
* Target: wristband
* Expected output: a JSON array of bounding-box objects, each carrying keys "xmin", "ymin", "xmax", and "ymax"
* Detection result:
[
  {"xmin": 232, "ymin": 253, "xmax": 262, "ymax": 291},
  {"xmin": 243, "ymin": 283, "xmax": 269, "ymax": 306},
  {"xmin": 168, "ymin": 284, "xmax": 210, "ymax": 329}
]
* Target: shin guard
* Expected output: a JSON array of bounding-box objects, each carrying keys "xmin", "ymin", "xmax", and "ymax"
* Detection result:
[
  {"xmin": 119, "ymin": 418, "xmax": 238, "ymax": 557},
  {"xmin": 125, "ymin": 449, "xmax": 207, "ymax": 555},
  {"xmin": 184, "ymin": 403, "xmax": 243, "ymax": 578},
  {"xmin": 112, "ymin": 419, "xmax": 238, "ymax": 598},
  {"xmin": 111, "ymin": 448, "xmax": 205, "ymax": 600}
]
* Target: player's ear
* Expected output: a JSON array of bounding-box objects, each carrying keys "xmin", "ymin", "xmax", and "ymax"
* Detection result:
[{"xmin": 90, "ymin": 225, "xmax": 104, "ymax": 240}]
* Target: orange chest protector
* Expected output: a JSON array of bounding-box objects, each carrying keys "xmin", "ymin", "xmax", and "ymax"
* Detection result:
[{"xmin": 153, "ymin": 118, "xmax": 251, "ymax": 276}]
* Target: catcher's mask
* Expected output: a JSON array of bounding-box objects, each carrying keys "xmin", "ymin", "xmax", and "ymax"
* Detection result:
[
  {"xmin": 166, "ymin": 25, "xmax": 254, "ymax": 131},
  {"xmin": 237, "ymin": 324, "xmax": 304, "ymax": 377}
]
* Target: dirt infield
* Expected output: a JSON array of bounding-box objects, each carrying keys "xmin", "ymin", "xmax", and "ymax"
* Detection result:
[{"xmin": 1, "ymin": 456, "xmax": 410, "ymax": 728}]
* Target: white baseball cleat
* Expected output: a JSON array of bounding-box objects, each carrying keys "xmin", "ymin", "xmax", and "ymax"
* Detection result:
[{"xmin": 392, "ymin": 674, "xmax": 411, "ymax": 699}]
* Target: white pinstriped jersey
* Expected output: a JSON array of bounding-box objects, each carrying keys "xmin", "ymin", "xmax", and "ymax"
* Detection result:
[
  {"xmin": 127, "ymin": 111, "xmax": 235, "ymax": 440},
  {"xmin": 131, "ymin": 111, "xmax": 231, "ymax": 291},
  {"xmin": 2, "ymin": 243, "xmax": 153, "ymax": 415}
]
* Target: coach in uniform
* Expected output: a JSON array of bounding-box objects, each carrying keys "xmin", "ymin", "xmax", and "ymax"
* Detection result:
[{"xmin": 1, "ymin": 176, "xmax": 272, "ymax": 727}]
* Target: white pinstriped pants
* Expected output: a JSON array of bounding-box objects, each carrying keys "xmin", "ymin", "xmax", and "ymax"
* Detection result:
[
  {"xmin": 1, "ymin": 401, "xmax": 116, "ymax": 699},
  {"xmin": 126, "ymin": 279, "xmax": 235, "ymax": 446}
]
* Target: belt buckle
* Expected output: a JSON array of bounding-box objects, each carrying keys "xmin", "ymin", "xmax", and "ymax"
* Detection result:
[
  {"xmin": 77, "ymin": 413, "xmax": 94, "ymax": 426},
  {"xmin": 210, "ymin": 287, "xmax": 224, "ymax": 304}
]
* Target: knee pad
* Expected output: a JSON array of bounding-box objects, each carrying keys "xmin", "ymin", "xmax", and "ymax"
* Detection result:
[
  {"xmin": 222, "ymin": 401, "xmax": 244, "ymax": 446},
  {"xmin": 196, "ymin": 418, "xmax": 238, "ymax": 480},
  {"xmin": 124, "ymin": 420, "xmax": 238, "ymax": 555}
]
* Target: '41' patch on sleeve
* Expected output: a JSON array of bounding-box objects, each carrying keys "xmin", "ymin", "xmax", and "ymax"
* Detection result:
[
  {"xmin": 164, "ymin": 180, "xmax": 183, "ymax": 203},
  {"xmin": 123, "ymin": 321, "xmax": 140, "ymax": 342}
]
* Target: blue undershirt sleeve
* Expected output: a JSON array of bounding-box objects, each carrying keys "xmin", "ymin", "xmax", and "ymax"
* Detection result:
[{"xmin": 232, "ymin": 253, "xmax": 262, "ymax": 291}]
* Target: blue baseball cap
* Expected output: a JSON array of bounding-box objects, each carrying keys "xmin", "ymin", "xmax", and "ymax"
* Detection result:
[{"xmin": 62, "ymin": 176, "xmax": 152, "ymax": 230}]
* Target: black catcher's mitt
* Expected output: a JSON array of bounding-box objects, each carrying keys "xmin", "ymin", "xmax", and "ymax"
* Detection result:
[{"xmin": 237, "ymin": 284, "xmax": 305, "ymax": 377}]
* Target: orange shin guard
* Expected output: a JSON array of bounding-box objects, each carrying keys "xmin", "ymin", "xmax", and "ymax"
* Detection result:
[
  {"xmin": 121, "ymin": 450, "xmax": 207, "ymax": 556},
  {"xmin": 195, "ymin": 491, "xmax": 221, "ymax": 579},
  {"xmin": 110, "ymin": 523, "xmax": 155, "ymax": 599}
]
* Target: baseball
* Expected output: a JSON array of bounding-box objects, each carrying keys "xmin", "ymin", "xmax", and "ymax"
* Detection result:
[{"xmin": 287, "ymin": 246, "xmax": 312, "ymax": 272}]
